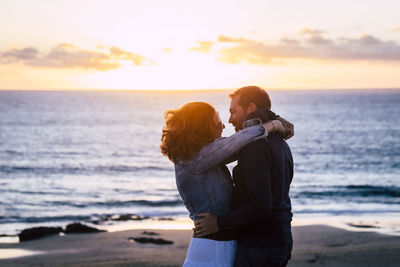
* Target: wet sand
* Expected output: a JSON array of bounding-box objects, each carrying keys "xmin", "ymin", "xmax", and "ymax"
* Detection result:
[{"xmin": 0, "ymin": 225, "xmax": 399, "ymax": 266}]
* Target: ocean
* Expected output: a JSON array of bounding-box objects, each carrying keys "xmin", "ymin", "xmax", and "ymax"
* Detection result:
[{"xmin": 0, "ymin": 89, "xmax": 399, "ymax": 236}]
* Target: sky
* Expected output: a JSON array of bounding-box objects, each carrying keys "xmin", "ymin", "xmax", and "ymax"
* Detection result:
[{"xmin": 0, "ymin": 0, "xmax": 399, "ymax": 90}]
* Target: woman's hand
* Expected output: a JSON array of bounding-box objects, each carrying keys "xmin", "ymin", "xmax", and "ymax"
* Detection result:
[
  {"xmin": 262, "ymin": 120, "xmax": 287, "ymax": 138},
  {"xmin": 193, "ymin": 213, "xmax": 219, "ymax": 237},
  {"xmin": 277, "ymin": 116, "xmax": 294, "ymax": 139}
]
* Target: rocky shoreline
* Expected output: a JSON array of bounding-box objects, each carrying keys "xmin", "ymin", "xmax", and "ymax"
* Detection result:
[{"xmin": 3, "ymin": 213, "xmax": 178, "ymax": 243}]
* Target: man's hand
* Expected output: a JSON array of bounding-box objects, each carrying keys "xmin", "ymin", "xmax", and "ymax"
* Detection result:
[
  {"xmin": 193, "ymin": 213, "xmax": 219, "ymax": 237},
  {"xmin": 277, "ymin": 117, "xmax": 294, "ymax": 140}
]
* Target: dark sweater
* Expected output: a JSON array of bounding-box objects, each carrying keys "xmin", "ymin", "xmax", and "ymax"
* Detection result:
[{"xmin": 217, "ymin": 133, "xmax": 294, "ymax": 247}]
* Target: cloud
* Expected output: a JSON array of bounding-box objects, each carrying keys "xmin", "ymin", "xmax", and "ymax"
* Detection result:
[
  {"xmin": 306, "ymin": 35, "xmax": 334, "ymax": 46},
  {"xmin": 188, "ymin": 41, "xmax": 214, "ymax": 53},
  {"xmin": 1, "ymin": 47, "xmax": 40, "ymax": 63},
  {"xmin": 32, "ymin": 44, "xmax": 119, "ymax": 70},
  {"xmin": 0, "ymin": 44, "xmax": 152, "ymax": 70},
  {"xmin": 109, "ymin": 46, "xmax": 148, "ymax": 65},
  {"xmin": 392, "ymin": 26, "xmax": 400, "ymax": 32},
  {"xmin": 280, "ymin": 38, "xmax": 301, "ymax": 46},
  {"xmin": 191, "ymin": 33, "xmax": 400, "ymax": 65},
  {"xmin": 299, "ymin": 27, "xmax": 324, "ymax": 36},
  {"xmin": 161, "ymin": 47, "xmax": 172, "ymax": 54},
  {"xmin": 217, "ymin": 38, "xmax": 276, "ymax": 64},
  {"xmin": 332, "ymin": 35, "xmax": 400, "ymax": 60},
  {"xmin": 217, "ymin": 35, "xmax": 250, "ymax": 43}
]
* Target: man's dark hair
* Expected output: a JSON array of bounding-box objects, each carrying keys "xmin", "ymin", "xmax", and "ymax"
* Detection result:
[{"xmin": 229, "ymin": 86, "xmax": 271, "ymax": 110}]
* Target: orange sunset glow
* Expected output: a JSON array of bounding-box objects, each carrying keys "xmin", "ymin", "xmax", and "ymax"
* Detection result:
[{"xmin": 1, "ymin": 0, "xmax": 400, "ymax": 90}]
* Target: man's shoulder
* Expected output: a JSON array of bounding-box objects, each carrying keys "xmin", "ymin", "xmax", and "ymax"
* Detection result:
[
  {"xmin": 243, "ymin": 134, "xmax": 290, "ymax": 156},
  {"xmin": 266, "ymin": 133, "xmax": 293, "ymax": 162},
  {"xmin": 267, "ymin": 133, "xmax": 291, "ymax": 149}
]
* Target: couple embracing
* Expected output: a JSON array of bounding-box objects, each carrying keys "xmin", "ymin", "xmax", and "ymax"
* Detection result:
[{"xmin": 161, "ymin": 86, "xmax": 294, "ymax": 267}]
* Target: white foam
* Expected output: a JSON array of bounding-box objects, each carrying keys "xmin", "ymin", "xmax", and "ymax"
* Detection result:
[{"xmin": 0, "ymin": 249, "xmax": 43, "ymax": 259}]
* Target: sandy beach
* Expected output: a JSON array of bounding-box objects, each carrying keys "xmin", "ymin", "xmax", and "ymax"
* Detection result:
[{"xmin": 0, "ymin": 224, "xmax": 399, "ymax": 267}]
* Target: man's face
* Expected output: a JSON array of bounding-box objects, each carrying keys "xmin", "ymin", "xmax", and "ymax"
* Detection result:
[{"xmin": 229, "ymin": 95, "xmax": 249, "ymax": 132}]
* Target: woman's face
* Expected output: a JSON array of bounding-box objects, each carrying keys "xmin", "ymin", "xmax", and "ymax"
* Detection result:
[{"xmin": 212, "ymin": 111, "xmax": 225, "ymax": 139}]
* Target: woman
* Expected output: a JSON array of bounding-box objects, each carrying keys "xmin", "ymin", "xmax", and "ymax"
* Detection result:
[{"xmin": 161, "ymin": 102, "xmax": 286, "ymax": 266}]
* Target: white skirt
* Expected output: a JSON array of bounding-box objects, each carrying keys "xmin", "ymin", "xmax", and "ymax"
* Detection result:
[{"xmin": 183, "ymin": 237, "xmax": 237, "ymax": 267}]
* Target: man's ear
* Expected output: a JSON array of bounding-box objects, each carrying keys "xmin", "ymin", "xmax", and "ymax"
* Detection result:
[{"xmin": 246, "ymin": 103, "xmax": 257, "ymax": 114}]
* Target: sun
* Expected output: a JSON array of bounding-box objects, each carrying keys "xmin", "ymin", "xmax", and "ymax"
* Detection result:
[{"xmin": 77, "ymin": 50, "xmax": 272, "ymax": 90}]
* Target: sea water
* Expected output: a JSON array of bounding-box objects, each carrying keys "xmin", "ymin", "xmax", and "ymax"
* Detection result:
[{"xmin": 0, "ymin": 89, "xmax": 399, "ymax": 235}]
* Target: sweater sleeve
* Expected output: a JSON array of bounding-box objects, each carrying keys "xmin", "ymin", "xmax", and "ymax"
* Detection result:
[{"xmin": 185, "ymin": 125, "xmax": 267, "ymax": 175}]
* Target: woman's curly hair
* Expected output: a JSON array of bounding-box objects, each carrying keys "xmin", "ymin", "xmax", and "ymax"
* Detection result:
[{"xmin": 161, "ymin": 102, "xmax": 217, "ymax": 163}]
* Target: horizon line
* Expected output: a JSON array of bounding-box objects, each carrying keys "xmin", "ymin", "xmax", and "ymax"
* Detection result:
[{"xmin": 1, "ymin": 87, "xmax": 400, "ymax": 92}]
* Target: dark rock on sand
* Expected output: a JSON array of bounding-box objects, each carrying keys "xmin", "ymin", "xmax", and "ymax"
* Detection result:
[
  {"xmin": 307, "ymin": 253, "xmax": 320, "ymax": 263},
  {"xmin": 129, "ymin": 237, "xmax": 174, "ymax": 245},
  {"xmin": 65, "ymin": 223, "xmax": 106, "ymax": 234},
  {"xmin": 100, "ymin": 214, "xmax": 150, "ymax": 222},
  {"xmin": 18, "ymin": 226, "xmax": 63, "ymax": 242},
  {"xmin": 157, "ymin": 217, "xmax": 174, "ymax": 221},
  {"xmin": 142, "ymin": 231, "xmax": 160, "ymax": 236},
  {"xmin": 115, "ymin": 214, "xmax": 150, "ymax": 221},
  {"xmin": 348, "ymin": 223, "xmax": 380, "ymax": 229},
  {"xmin": 327, "ymin": 242, "xmax": 349, "ymax": 247}
]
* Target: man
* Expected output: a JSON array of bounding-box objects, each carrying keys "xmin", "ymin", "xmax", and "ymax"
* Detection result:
[{"xmin": 194, "ymin": 86, "xmax": 294, "ymax": 266}]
